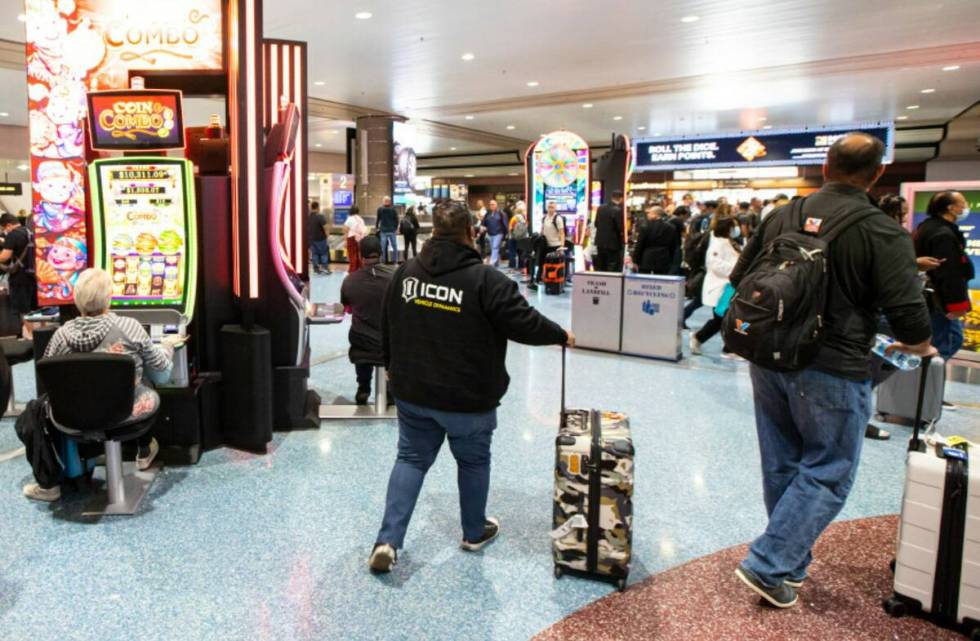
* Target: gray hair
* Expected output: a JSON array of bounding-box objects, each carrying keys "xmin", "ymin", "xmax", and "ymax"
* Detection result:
[{"xmin": 74, "ymin": 268, "xmax": 113, "ymax": 316}]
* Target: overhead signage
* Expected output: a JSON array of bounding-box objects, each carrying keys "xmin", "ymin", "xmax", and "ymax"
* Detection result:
[
  {"xmin": 0, "ymin": 183, "xmax": 23, "ymax": 196},
  {"xmin": 87, "ymin": 90, "xmax": 185, "ymax": 151},
  {"xmin": 634, "ymin": 124, "xmax": 894, "ymax": 171}
]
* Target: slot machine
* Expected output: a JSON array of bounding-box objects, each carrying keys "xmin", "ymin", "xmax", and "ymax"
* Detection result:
[{"xmin": 86, "ymin": 88, "xmax": 207, "ymax": 460}]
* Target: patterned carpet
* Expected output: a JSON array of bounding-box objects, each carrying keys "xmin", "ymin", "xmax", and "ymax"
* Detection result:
[{"xmin": 533, "ymin": 516, "xmax": 967, "ymax": 641}]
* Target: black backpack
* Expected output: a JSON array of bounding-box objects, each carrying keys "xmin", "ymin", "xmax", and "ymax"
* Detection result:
[
  {"xmin": 684, "ymin": 230, "xmax": 710, "ymax": 273},
  {"xmin": 721, "ymin": 198, "xmax": 877, "ymax": 371}
]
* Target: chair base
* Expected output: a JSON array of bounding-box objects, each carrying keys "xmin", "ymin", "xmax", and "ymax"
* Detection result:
[{"xmin": 83, "ymin": 463, "xmax": 159, "ymax": 516}]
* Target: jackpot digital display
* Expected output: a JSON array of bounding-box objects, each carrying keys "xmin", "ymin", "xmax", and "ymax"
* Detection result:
[
  {"xmin": 90, "ymin": 158, "xmax": 197, "ymax": 313},
  {"xmin": 88, "ymin": 90, "xmax": 184, "ymax": 151},
  {"xmin": 633, "ymin": 124, "xmax": 894, "ymax": 171},
  {"xmin": 530, "ymin": 131, "xmax": 590, "ymax": 227}
]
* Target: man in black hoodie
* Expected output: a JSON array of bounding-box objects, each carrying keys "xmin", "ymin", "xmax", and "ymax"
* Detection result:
[{"xmin": 368, "ymin": 201, "xmax": 574, "ymax": 573}]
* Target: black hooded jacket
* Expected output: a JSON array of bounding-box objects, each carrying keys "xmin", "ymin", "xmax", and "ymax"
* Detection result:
[{"xmin": 383, "ymin": 237, "xmax": 568, "ymax": 413}]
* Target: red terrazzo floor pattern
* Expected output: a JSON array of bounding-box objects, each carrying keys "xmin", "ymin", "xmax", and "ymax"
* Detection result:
[{"xmin": 533, "ymin": 516, "xmax": 966, "ymax": 641}]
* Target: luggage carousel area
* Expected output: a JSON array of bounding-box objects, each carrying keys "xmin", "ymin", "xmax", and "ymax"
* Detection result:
[
  {"xmin": 0, "ymin": 274, "xmax": 977, "ymax": 641},
  {"xmin": 534, "ymin": 515, "xmax": 964, "ymax": 641}
]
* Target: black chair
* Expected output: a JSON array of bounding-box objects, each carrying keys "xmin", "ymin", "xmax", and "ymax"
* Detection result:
[
  {"xmin": 0, "ymin": 336, "xmax": 33, "ymax": 416},
  {"xmin": 37, "ymin": 353, "xmax": 161, "ymax": 516}
]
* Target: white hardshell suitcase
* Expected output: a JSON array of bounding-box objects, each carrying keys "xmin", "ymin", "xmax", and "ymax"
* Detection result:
[{"xmin": 884, "ymin": 356, "xmax": 980, "ymax": 640}]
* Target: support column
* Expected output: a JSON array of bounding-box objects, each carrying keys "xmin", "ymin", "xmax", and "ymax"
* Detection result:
[{"xmin": 355, "ymin": 115, "xmax": 396, "ymax": 225}]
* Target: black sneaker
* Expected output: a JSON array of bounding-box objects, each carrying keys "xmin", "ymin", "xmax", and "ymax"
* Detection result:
[
  {"xmin": 864, "ymin": 424, "xmax": 891, "ymax": 441},
  {"xmin": 734, "ymin": 566, "xmax": 798, "ymax": 608},
  {"xmin": 461, "ymin": 517, "xmax": 500, "ymax": 551},
  {"xmin": 368, "ymin": 543, "xmax": 397, "ymax": 573},
  {"xmin": 355, "ymin": 387, "xmax": 370, "ymax": 405},
  {"xmin": 527, "ymin": 282, "xmax": 539, "ymax": 291}
]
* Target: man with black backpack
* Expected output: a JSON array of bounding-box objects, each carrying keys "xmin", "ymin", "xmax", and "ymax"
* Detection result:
[
  {"xmin": 724, "ymin": 133, "xmax": 935, "ymax": 609},
  {"xmin": 0, "ymin": 213, "xmax": 37, "ymax": 339}
]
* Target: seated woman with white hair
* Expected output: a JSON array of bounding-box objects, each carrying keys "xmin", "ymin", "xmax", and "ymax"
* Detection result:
[{"xmin": 23, "ymin": 269, "xmax": 180, "ymax": 502}]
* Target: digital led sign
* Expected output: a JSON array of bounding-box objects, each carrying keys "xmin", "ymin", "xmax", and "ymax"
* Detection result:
[
  {"xmin": 633, "ymin": 124, "xmax": 894, "ymax": 171},
  {"xmin": 529, "ymin": 131, "xmax": 590, "ymax": 231},
  {"xmin": 88, "ymin": 90, "xmax": 185, "ymax": 151}
]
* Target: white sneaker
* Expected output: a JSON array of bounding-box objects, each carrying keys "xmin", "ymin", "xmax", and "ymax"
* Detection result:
[
  {"xmin": 136, "ymin": 437, "xmax": 160, "ymax": 471},
  {"xmin": 369, "ymin": 543, "xmax": 397, "ymax": 573},
  {"xmin": 689, "ymin": 334, "xmax": 702, "ymax": 355},
  {"xmin": 23, "ymin": 483, "xmax": 61, "ymax": 502},
  {"xmin": 720, "ymin": 352, "xmax": 745, "ymax": 361}
]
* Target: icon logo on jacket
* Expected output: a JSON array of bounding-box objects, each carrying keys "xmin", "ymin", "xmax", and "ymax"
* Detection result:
[
  {"xmin": 734, "ymin": 318, "xmax": 751, "ymax": 335},
  {"xmin": 642, "ymin": 300, "xmax": 660, "ymax": 316},
  {"xmin": 804, "ymin": 217, "xmax": 823, "ymax": 234},
  {"xmin": 402, "ymin": 277, "xmax": 419, "ymax": 303}
]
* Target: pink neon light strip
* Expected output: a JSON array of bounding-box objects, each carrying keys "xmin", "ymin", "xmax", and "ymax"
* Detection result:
[
  {"xmin": 293, "ymin": 45, "xmax": 304, "ymax": 274},
  {"xmin": 246, "ymin": 0, "xmax": 259, "ymax": 299}
]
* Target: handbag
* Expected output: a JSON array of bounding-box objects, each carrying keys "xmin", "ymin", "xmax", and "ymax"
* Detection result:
[{"xmin": 714, "ymin": 282, "xmax": 736, "ymax": 316}]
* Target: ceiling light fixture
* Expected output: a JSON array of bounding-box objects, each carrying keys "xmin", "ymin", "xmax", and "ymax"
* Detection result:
[
  {"xmin": 762, "ymin": 125, "xmax": 772, "ymax": 130},
  {"xmin": 526, "ymin": 81, "xmax": 540, "ymax": 87},
  {"xmin": 920, "ymin": 88, "xmax": 935, "ymax": 94},
  {"xmin": 681, "ymin": 15, "xmax": 700, "ymax": 23},
  {"xmin": 314, "ymin": 143, "xmax": 322, "ymax": 148},
  {"xmin": 464, "ymin": 115, "xmax": 474, "ymax": 120},
  {"xmin": 637, "ymin": 126, "xmax": 646, "ymax": 130},
  {"xmin": 0, "ymin": 112, "xmax": 8, "ymax": 117},
  {"xmin": 613, "ymin": 115, "xmax": 623, "ymax": 120},
  {"xmin": 896, "ymin": 115, "xmax": 909, "ymax": 120},
  {"xmin": 508, "ymin": 172, "xmax": 518, "ymax": 176},
  {"xmin": 450, "ymin": 147, "xmax": 457, "ymax": 151},
  {"xmin": 17, "ymin": 164, "xmax": 29, "ymax": 171},
  {"xmin": 17, "ymin": 14, "xmax": 27, "ymax": 22},
  {"xmin": 314, "ymin": 81, "xmax": 325, "ymax": 86},
  {"xmin": 461, "ymin": 52, "xmax": 475, "ymax": 61},
  {"xmin": 506, "ymin": 125, "xmax": 516, "ymax": 130},
  {"xmin": 758, "ymin": 117, "xmax": 767, "ymax": 121},
  {"xmin": 582, "ymin": 103, "xmax": 593, "ymax": 109},
  {"xmin": 906, "ymin": 105, "xmax": 920, "ymax": 110},
  {"xmin": 355, "ymin": 11, "xmax": 373, "ymax": 20},
  {"xmin": 942, "ymin": 65, "xmax": 960, "ymax": 71},
  {"xmin": 464, "ymin": 174, "xmax": 475, "ymax": 178}
]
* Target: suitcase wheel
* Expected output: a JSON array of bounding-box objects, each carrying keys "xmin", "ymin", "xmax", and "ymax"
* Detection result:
[
  {"xmin": 617, "ymin": 578, "xmax": 627, "ymax": 592},
  {"xmin": 553, "ymin": 565, "xmax": 563, "ymax": 579},
  {"xmin": 882, "ymin": 597, "xmax": 906, "ymax": 618}
]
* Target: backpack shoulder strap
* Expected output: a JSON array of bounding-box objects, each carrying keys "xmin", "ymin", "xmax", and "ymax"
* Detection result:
[{"xmin": 818, "ymin": 205, "xmax": 881, "ymax": 245}]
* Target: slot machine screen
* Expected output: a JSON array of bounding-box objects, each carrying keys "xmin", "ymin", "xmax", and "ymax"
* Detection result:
[{"xmin": 90, "ymin": 158, "xmax": 197, "ymax": 313}]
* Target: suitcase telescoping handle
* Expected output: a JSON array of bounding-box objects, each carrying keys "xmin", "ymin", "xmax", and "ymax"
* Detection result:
[
  {"xmin": 561, "ymin": 345, "xmax": 567, "ymax": 416},
  {"xmin": 909, "ymin": 355, "xmax": 933, "ymax": 453}
]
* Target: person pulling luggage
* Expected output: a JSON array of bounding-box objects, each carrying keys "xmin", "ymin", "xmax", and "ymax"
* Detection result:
[{"xmin": 369, "ymin": 200, "xmax": 574, "ymax": 573}]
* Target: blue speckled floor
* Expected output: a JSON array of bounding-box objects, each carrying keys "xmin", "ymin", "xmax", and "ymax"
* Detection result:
[{"xmin": 1, "ymin": 270, "xmax": 978, "ymax": 641}]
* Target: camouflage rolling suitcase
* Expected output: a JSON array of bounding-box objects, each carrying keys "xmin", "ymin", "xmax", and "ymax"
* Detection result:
[{"xmin": 552, "ymin": 347, "xmax": 634, "ymax": 591}]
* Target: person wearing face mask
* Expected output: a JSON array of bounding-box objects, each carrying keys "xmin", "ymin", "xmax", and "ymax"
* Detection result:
[
  {"xmin": 689, "ymin": 215, "xmax": 742, "ymax": 357},
  {"xmin": 914, "ymin": 191, "xmax": 974, "ymax": 410}
]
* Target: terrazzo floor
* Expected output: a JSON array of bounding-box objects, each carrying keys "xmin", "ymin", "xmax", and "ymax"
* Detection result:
[{"xmin": 0, "ymin": 268, "xmax": 977, "ymax": 641}]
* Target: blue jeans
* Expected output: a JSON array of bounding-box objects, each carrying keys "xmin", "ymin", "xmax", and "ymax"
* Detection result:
[
  {"xmin": 930, "ymin": 310, "xmax": 964, "ymax": 361},
  {"xmin": 377, "ymin": 400, "xmax": 497, "ymax": 548},
  {"xmin": 743, "ymin": 365, "xmax": 871, "ymax": 587},
  {"xmin": 489, "ymin": 234, "xmax": 504, "ymax": 266},
  {"xmin": 311, "ymin": 239, "xmax": 329, "ymax": 268},
  {"xmin": 507, "ymin": 238, "xmax": 518, "ymax": 269},
  {"xmin": 380, "ymin": 231, "xmax": 398, "ymax": 264}
]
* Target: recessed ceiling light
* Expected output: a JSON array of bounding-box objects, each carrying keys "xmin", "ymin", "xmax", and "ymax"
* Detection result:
[
  {"xmin": 328, "ymin": 129, "xmax": 340, "ymax": 134},
  {"xmin": 17, "ymin": 14, "xmax": 26, "ymax": 22},
  {"xmin": 896, "ymin": 115, "xmax": 909, "ymax": 121},
  {"xmin": 450, "ymin": 147, "xmax": 457, "ymax": 151},
  {"xmin": 681, "ymin": 15, "xmax": 699, "ymax": 23},
  {"xmin": 508, "ymin": 172, "xmax": 518, "ymax": 176},
  {"xmin": 461, "ymin": 52, "xmax": 475, "ymax": 61},
  {"xmin": 526, "ymin": 81, "xmax": 540, "ymax": 87},
  {"xmin": 942, "ymin": 65, "xmax": 960, "ymax": 71},
  {"xmin": 637, "ymin": 126, "xmax": 646, "ymax": 130},
  {"xmin": 17, "ymin": 164, "xmax": 28, "ymax": 171},
  {"xmin": 582, "ymin": 103, "xmax": 593, "ymax": 109},
  {"xmin": 758, "ymin": 117, "xmax": 767, "ymax": 121},
  {"xmin": 0, "ymin": 112, "xmax": 9, "ymax": 117},
  {"xmin": 314, "ymin": 81, "xmax": 325, "ymax": 86},
  {"xmin": 613, "ymin": 116, "xmax": 623, "ymax": 121},
  {"xmin": 506, "ymin": 125, "xmax": 516, "ymax": 130},
  {"xmin": 355, "ymin": 11, "xmax": 373, "ymax": 20},
  {"xmin": 906, "ymin": 105, "xmax": 920, "ymax": 110},
  {"xmin": 920, "ymin": 88, "xmax": 936, "ymax": 94},
  {"xmin": 314, "ymin": 143, "xmax": 322, "ymax": 148},
  {"xmin": 762, "ymin": 125, "xmax": 772, "ymax": 130},
  {"xmin": 464, "ymin": 174, "xmax": 475, "ymax": 178}
]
